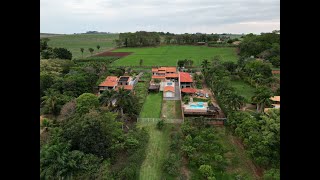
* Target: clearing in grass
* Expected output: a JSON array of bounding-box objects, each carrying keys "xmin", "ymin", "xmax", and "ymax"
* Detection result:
[
  {"xmin": 47, "ymin": 34, "xmax": 119, "ymax": 59},
  {"xmin": 230, "ymin": 80, "xmax": 256, "ymax": 103},
  {"xmin": 111, "ymin": 45, "xmax": 238, "ymax": 66},
  {"xmin": 139, "ymin": 92, "xmax": 163, "ymax": 118}
]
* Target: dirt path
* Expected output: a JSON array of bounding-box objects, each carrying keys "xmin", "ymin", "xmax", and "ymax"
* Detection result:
[
  {"xmin": 230, "ymin": 135, "xmax": 263, "ymax": 179},
  {"xmin": 180, "ymin": 156, "xmax": 190, "ymax": 180}
]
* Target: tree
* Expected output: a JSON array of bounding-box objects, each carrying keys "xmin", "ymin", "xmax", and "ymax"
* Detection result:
[
  {"xmin": 96, "ymin": 45, "xmax": 100, "ymax": 52},
  {"xmin": 263, "ymin": 168, "xmax": 280, "ymax": 180},
  {"xmin": 252, "ymin": 87, "xmax": 273, "ymax": 113},
  {"xmin": 41, "ymin": 47, "xmax": 54, "ymax": 59},
  {"xmin": 40, "ymin": 38, "xmax": 50, "ymax": 52},
  {"xmin": 139, "ymin": 59, "xmax": 143, "ymax": 66},
  {"xmin": 80, "ymin": 48, "xmax": 84, "ymax": 58},
  {"xmin": 99, "ymin": 89, "xmax": 116, "ymax": 107},
  {"xmin": 154, "ymin": 78, "xmax": 161, "ymax": 84},
  {"xmin": 41, "ymin": 88, "xmax": 70, "ymax": 116},
  {"xmin": 52, "ymin": 48, "xmax": 72, "ymax": 60},
  {"xmin": 89, "ymin": 48, "xmax": 94, "ymax": 56},
  {"xmin": 58, "ymin": 99, "xmax": 76, "ymax": 121},
  {"xmin": 62, "ymin": 110, "xmax": 122, "ymax": 158},
  {"xmin": 198, "ymin": 165, "xmax": 214, "ymax": 178},
  {"xmin": 76, "ymin": 93, "xmax": 99, "ymax": 114}
]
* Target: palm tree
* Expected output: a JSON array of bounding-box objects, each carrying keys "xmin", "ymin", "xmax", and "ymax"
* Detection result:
[
  {"xmin": 80, "ymin": 48, "xmax": 84, "ymax": 58},
  {"xmin": 97, "ymin": 45, "xmax": 100, "ymax": 52},
  {"xmin": 113, "ymin": 87, "xmax": 132, "ymax": 129},
  {"xmin": 228, "ymin": 94, "xmax": 246, "ymax": 110},
  {"xmin": 252, "ymin": 87, "xmax": 273, "ymax": 113},
  {"xmin": 201, "ymin": 59, "xmax": 209, "ymax": 75},
  {"xmin": 41, "ymin": 89, "xmax": 60, "ymax": 115},
  {"xmin": 99, "ymin": 89, "xmax": 116, "ymax": 107}
]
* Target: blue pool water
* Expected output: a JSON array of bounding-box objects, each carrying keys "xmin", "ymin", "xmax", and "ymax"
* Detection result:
[
  {"xmin": 190, "ymin": 104, "xmax": 204, "ymax": 109},
  {"xmin": 167, "ymin": 82, "xmax": 173, "ymax": 85},
  {"xmin": 197, "ymin": 102, "xmax": 204, "ymax": 105}
]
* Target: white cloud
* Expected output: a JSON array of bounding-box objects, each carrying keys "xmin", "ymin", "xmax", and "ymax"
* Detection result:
[{"xmin": 40, "ymin": 0, "xmax": 280, "ymax": 34}]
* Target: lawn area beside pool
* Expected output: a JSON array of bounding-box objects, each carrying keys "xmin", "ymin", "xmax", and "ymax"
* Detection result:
[
  {"xmin": 111, "ymin": 45, "xmax": 238, "ymax": 66},
  {"xmin": 161, "ymin": 100, "xmax": 182, "ymax": 119},
  {"xmin": 139, "ymin": 93, "xmax": 163, "ymax": 118},
  {"xmin": 230, "ymin": 80, "xmax": 256, "ymax": 102}
]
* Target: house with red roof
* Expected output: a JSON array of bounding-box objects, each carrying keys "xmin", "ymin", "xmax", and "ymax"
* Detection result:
[
  {"xmin": 152, "ymin": 67, "xmax": 179, "ymax": 81},
  {"xmin": 98, "ymin": 76, "xmax": 118, "ymax": 94},
  {"xmin": 163, "ymin": 82, "xmax": 175, "ymax": 98},
  {"xmin": 179, "ymin": 72, "xmax": 193, "ymax": 88}
]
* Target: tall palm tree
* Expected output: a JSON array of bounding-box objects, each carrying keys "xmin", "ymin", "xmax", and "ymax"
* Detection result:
[
  {"xmin": 99, "ymin": 89, "xmax": 115, "ymax": 107},
  {"xmin": 41, "ymin": 89, "xmax": 60, "ymax": 115},
  {"xmin": 228, "ymin": 94, "xmax": 246, "ymax": 110},
  {"xmin": 201, "ymin": 59, "xmax": 209, "ymax": 76},
  {"xmin": 252, "ymin": 87, "xmax": 273, "ymax": 113},
  {"xmin": 113, "ymin": 87, "xmax": 132, "ymax": 129}
]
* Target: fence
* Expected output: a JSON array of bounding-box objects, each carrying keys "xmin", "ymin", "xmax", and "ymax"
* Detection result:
[{"xmin": 137, "ymin": 118, "xmax": 183, "ymax": 124}]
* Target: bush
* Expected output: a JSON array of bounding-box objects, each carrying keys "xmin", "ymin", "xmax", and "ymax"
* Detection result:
[
  {"xmin": 156, "ymin": 119, "xmax": 165, "ymax": 130},
  {"xmin": 199, "ymin": 165, "xmax": 214, "ymax": 178},
  {"xmin": 163, "ymin": 153, "xmax": 180, "ymax": 176}
]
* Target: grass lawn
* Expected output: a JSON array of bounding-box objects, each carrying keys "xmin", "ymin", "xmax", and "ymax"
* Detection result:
[
  {"xmin": 139, "ymin": 93, "xmax": 163, "ymax": 118},
  {"xmin": 137, "ymin": 123, "xmax": 173, "ymax": 180},
  {"xmin": 47, "ymin": 34, "xmax": 119, "ymax": 59},
  {"xmin": 230, "ymin": 80, "xmax": 256, "ymax": 102},
  {"xmin": 112, "ymin": 45, "xmax": 238, "ymax": 66},
  {"xmin": 215, "ymin": 127, "xmax": 257, "ymax": 179},
  {"xmin": 161, "ymin": 100, "xmax": 182, "ymax": 119}
]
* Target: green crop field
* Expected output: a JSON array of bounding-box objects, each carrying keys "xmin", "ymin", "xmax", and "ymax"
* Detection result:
[
  {"xmin": 111, "ymin": 45, "xmax": 238, "ymax": 66},
  {"xmin": 46, "ymin": 34, "xmax": 119, "ymax": 59},
  {"xmin": 139, "ymin": 93, "xmax": 163, "ymax": 118},
  {"xmin": 230, "ymin": 80, "xmax": 256, "ymax": 102}
]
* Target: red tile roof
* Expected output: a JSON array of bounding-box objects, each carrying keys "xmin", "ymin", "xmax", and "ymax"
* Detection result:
[
  {"xmin": 152, "ymin": 75, "xmax": 166, "ymax": 79},
  {"xmin": 165, "ymin": 73, "xmax": 179, "ymax": 78},
  {"xmin": 166, "ymin": 67, "xmax": 177, "ymax": 73},
  {"xmin": 164, "ymin": 86, "xmax": 175, "ymax": 92},
  {"xmin": 179, "ymin": 72, "xmax": 193, "ymax": 82},
  {"xmin": 99, "ymin": 76, "xmax": 118, "ymax": 87},
  {"xmin": 181, "ymin": 88, "xmax": 197, "ymax": 93},
  {"xmin": 116, "ymin": 85, "xmax": 133, "ymax": 90},
  {"xmin": 152, "ymin": 68, "xmax": 158, "ymax": 72}
]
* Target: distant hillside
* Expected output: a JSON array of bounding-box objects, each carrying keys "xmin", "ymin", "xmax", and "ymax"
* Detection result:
[{"xmin": 40, "ymin": 33, "xmax": 66, "ymax": 38}]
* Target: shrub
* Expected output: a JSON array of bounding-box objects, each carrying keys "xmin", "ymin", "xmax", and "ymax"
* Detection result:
[
  {"xmin": 199, "ymin": 164, "xmax": 214, "ymax": 178},
  {"xmin": 163, "ymin": 153, "xmax": 180, "ymax": 176},
  {"xmin": 156, "ymin": 119, "xmax": 165, "ymax": 130}
]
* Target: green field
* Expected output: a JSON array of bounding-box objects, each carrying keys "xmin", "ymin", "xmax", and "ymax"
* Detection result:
[
  {"xmin": 230, "ymin": 80, "xmax": 256, "ymax": 102},
  {"xmin": 161, "ymin": 100, "xmax": 182, "ymax": 119},
  {"xmin": 47, "ymin": 34, "xmax": 119, "ymax": 59},
  {"xmin": 139, "ymin": 93, "xmax": 163, "ymax": 118},
  {"xmin": 137, "ymin": 123, "xmax": 172, "ymax": 180},
  {"xmin": 112, "ymin": 45, "xmax": 238, "ymax": 66}
]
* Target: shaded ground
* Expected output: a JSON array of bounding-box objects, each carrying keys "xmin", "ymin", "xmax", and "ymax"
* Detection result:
[{"xmin": 216, "ymin": 127, "xmax": 263, "ymax": 180}]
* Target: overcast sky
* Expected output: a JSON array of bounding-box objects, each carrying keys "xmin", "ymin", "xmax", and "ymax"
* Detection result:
[{"xmin": 40, "ymin": 0, "xmax": 280, "ymax": 34}]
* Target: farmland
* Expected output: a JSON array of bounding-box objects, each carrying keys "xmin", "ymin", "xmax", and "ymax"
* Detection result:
[
  {"xmin": 111, "ymin": 45, "xmax": 238, "ymax": 66},
  {"xmin": 46, "ymin": 34, "xmax": 119, "ymax": 59}
]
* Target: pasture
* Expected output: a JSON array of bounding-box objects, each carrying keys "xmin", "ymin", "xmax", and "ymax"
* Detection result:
[
  {"xmin": 47, "ymin": 33, "xmax": 119, "ymax": 59},
  {"xmin": 111, "ymin": 45, "xmax": 238, "ymax": 66}
]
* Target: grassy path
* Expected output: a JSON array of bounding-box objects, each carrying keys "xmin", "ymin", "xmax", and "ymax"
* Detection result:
[
  {"xmin": 139, "ymin": 93, "xmax": 163, "ymax": 118},
  {"xmin": 138, "ymin": 123, "xmax": 172, "ymax": 180}
]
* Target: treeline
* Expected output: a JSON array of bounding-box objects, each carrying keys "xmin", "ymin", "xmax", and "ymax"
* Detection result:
[
  {"xmin": 201, "ymin": 56, "xmax": 280, "ymax": 178},
  {"xmin": 228, "ymin": 109, "xmax": 280, "ymax": 179},
  {"xmin": 239, "ymin": 31, "xmax": 280, "ymax": 67},
  {"xmin": 40, "ymin": 38, "xmax": 73, "ymax": 60},
  {"xmin": 40, "ymin": 58, "xmax": 151, "ymax": 179},
  {"xmin": 115, "ymin": 31, "xmax": 161, "ymax": 47}
]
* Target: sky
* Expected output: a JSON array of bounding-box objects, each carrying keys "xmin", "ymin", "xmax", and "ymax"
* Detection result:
[{"xmin": 40, "ymin": 0, "xmax": 280, "ymax": 34}]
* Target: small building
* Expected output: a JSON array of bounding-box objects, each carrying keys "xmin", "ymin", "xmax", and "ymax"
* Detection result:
[
  {"xmin": 264, "ymin": 96, "xmax": 280, "ymax": 113},
  {"xmin": 98, "ymin": 76, "xmax": 118, "ymax": 94},
  {"xmin": 118, "ymin": 76, "xmax": 132, "ymax": 86},
  {"xmin": 181, "ymin": 87, "xmax": 197, "ymax": 94},
  {"xmin": 179, "ymin": 72, "xmax": 193, "ymax": 88},
  {"xmin": 164, "ymin": 86, "xmax": 175, "ymax": 98}
]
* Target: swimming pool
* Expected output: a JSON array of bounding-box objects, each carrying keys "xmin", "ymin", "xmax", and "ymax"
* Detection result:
[
  {"xmin": 190, "ymin": 104, "xmax": 204, "ymax": 109},
  {"xmin": 167, "ymin": 82, "xmax": 173, "ymax": 85}
]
